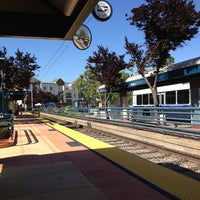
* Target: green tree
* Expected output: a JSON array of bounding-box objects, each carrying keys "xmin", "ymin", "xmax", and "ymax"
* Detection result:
[
  {"xmin": 75, "ymin": 69, "xmax": 131, "ymax": 107},
  {"xmin": 74, "ymin": 70, "xmax": 101, "ymax": 106},
  {"xmin": 87, "ymin": 45, "xmax": 132, "ymax": 107},
  {"xmin": 76, "ymin": 27, "xmax": 87, "ymax": 39},
  {"xmin": 165, "ymin": 55, "xmax": 175, "ymax": 67},
  {"xmin": 125, "ymin": 0, "xmax": 200, "ymax": 106}
]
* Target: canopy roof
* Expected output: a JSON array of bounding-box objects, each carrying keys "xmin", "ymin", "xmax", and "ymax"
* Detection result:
[{"xmin": 0, "ymin": 0, "xmax": 98, "ymax": 40}]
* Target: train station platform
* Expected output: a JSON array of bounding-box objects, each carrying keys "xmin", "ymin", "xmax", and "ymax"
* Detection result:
[{"xmin": 0, "ymin": 113, "xmax": 199, "ymax": 200}]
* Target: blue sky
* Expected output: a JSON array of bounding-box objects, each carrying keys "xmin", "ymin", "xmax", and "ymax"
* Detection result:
[{"xmin": 0, "ymin": 0, "xmax": 200, "ymax": 83}]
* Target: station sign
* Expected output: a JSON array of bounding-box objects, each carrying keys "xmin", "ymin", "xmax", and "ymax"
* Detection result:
[{"xmin": 92, "ymin": 0, "xmax": 113, "ymax": 22}]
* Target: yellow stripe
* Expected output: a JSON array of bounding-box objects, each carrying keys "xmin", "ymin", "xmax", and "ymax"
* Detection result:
[
  {"xmin": 40, "ymin": 117, "xmax": 200, "ymax": 200},
  {"xmin": 41, "ymin": 118, "xmax": 113, "ymax": 150}
]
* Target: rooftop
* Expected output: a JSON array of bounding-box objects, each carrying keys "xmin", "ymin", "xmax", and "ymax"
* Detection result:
[{"xmin": 0, "ymin": 0, "xmax": 98, "ymax": 40}]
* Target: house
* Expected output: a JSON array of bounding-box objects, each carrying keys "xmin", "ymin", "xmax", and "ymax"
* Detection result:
[{"xmin": 29, "ymin": 77, "xmax": 79, "ymax": 107}]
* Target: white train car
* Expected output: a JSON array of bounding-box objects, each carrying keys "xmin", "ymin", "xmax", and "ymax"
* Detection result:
[
  {"xmin": 128, "ymin": 57, "xmax": 200, "ymax": 122},
  {"xmin": 132, "ymin": 82, "xmax": 190, "ymax": 106}
]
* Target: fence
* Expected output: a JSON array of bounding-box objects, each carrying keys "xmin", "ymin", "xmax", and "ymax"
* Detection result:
[
  {"xmin": 41, "ymin": 106, "xmax": 200, "ymax": 138},
  {"xmin": 0, "ymin": 113, "xmax": 14, "ymax": 139}
]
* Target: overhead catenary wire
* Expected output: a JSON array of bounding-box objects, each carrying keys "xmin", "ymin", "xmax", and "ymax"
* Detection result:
[
  {"xmin": 38, "ymin": 41, "xmax": 72, "ymax": 80},
  {"xmin": 39, "ymin": 40, "xmax": 66, "ymax": 74},
  {"xmin": 37, "ymin": 15, "xmax": 93, "ymax": 81}
]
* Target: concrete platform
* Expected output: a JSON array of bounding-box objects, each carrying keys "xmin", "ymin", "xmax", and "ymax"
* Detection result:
[{"xmin": 0, "ymin": 113, "xmax": 199, "ymax": 200}]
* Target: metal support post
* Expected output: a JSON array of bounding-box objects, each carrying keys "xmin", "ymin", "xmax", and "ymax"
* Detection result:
[{"xmin": 0, "ymin": 57, "xmax": 5, "ymax": 113}]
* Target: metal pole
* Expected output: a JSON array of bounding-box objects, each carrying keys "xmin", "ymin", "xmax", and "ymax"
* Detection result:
[
  {"xmin": 1, "ymin": 70, "xmax": 4, "ymax": 113},
  {"xmin": 0, "ymin": 57, "xmax": 5, "ymax": 113},
  {"xmin": 30, "ymin": 83, "xmax": 33, "ymax": 111}
]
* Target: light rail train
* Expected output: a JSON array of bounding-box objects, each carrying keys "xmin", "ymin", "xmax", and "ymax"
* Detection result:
[
  {"xmin": 125, "ymin": 57, "xmax": 200, "ymax": 123},
  {"xmin": 132, "ymin": 82, "xmax": 190, "ymax": 106},
  {"xmin": 122, "ymin": 56, "xmax": 200, "ymax": 109},
  {"xmin": 126, "ymin": 57, "xmax": 200, "ymax": 108}
]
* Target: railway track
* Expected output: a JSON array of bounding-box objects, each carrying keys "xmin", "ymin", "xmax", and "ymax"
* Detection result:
[
  {"xmin": 67, "ymin": 124, "xmax": 200, "ymax": 182},
  {"xmin": 41, "ymin": 114, "xmax": 200, "ymax": 182}
]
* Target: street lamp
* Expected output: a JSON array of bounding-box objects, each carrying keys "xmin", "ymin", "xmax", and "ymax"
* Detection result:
[{"xmin": 0, "ymin": 57, "xmax": 5, "ymax": 113}]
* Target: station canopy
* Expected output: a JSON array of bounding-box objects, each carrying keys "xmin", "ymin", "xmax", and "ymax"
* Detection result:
[{"xmin": 0, "ymin": 0, "xmax": 98, "ymax": 40}]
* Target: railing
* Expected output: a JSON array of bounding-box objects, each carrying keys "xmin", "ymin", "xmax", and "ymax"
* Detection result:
[
  {"xmin": 0, "ymin": 113, "xmax": 14, "ymax": 139},
  {"xmin": 41, "ymin": 106, "xmax": 200, "ymax": 138}
]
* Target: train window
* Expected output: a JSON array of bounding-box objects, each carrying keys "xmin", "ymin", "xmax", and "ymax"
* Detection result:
[
  {"xmin": 166, "ymin": 91, "xmax": 176, "ymax": 104},
  {"xmin": 150, "ymin": 93, "xmax": 153, "ymax": 104},
  {"xmin": 143, "ymin": 94, "xmax": 148, "ymax": 105},
  {"xmin": 137, "ymin": 95, "xmax": 142, "ymax": 105},
  {"xmin": 177, "ymin": 89, "xmax": 189, "ymax": 104}
]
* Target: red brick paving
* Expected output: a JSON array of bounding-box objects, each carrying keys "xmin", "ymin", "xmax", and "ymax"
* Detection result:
[{"xmin": 0, "ymin": 114, "xmax": 172, "ymax": 200}]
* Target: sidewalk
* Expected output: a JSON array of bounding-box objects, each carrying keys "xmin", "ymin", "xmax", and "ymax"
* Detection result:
[
  {"xmin": 0, "ymin": 114, "xmax": 107, "ymax": 200},
  {"xmin": 0, "ymin": 113, "xmax": 173, "ymax": 200}
]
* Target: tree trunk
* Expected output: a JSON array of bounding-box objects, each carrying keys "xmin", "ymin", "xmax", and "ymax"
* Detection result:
[
  {"xmin": 151, "ymin": 87, "xmax": 160, "ymax": 124},
  {"xmin": 151, "ymin": 87, "xmax": 158, "ymax": 107},
  {"xmin": 104, "ymin": 91, "xmax": 112, "ymax": 119}
]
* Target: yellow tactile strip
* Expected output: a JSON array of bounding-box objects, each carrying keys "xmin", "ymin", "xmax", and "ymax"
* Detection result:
[{"xmin": 39, "ymin": 117, "xmax": 200, "ymax": 200}]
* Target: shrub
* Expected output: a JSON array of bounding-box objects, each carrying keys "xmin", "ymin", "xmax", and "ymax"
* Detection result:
[{"xmin": 0, "ymin": 121, "xmax": 11, "ymax": 139}]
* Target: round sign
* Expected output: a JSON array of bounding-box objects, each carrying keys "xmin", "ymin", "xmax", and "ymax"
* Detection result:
[{"xmin": 92, "ymin": 1, "xmax": 113, "ymax": 22}]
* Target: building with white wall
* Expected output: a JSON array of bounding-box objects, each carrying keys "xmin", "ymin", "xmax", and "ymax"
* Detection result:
[{"xmin": 30, "ymin": 77, "xmax": 78, "ymax": 106}]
